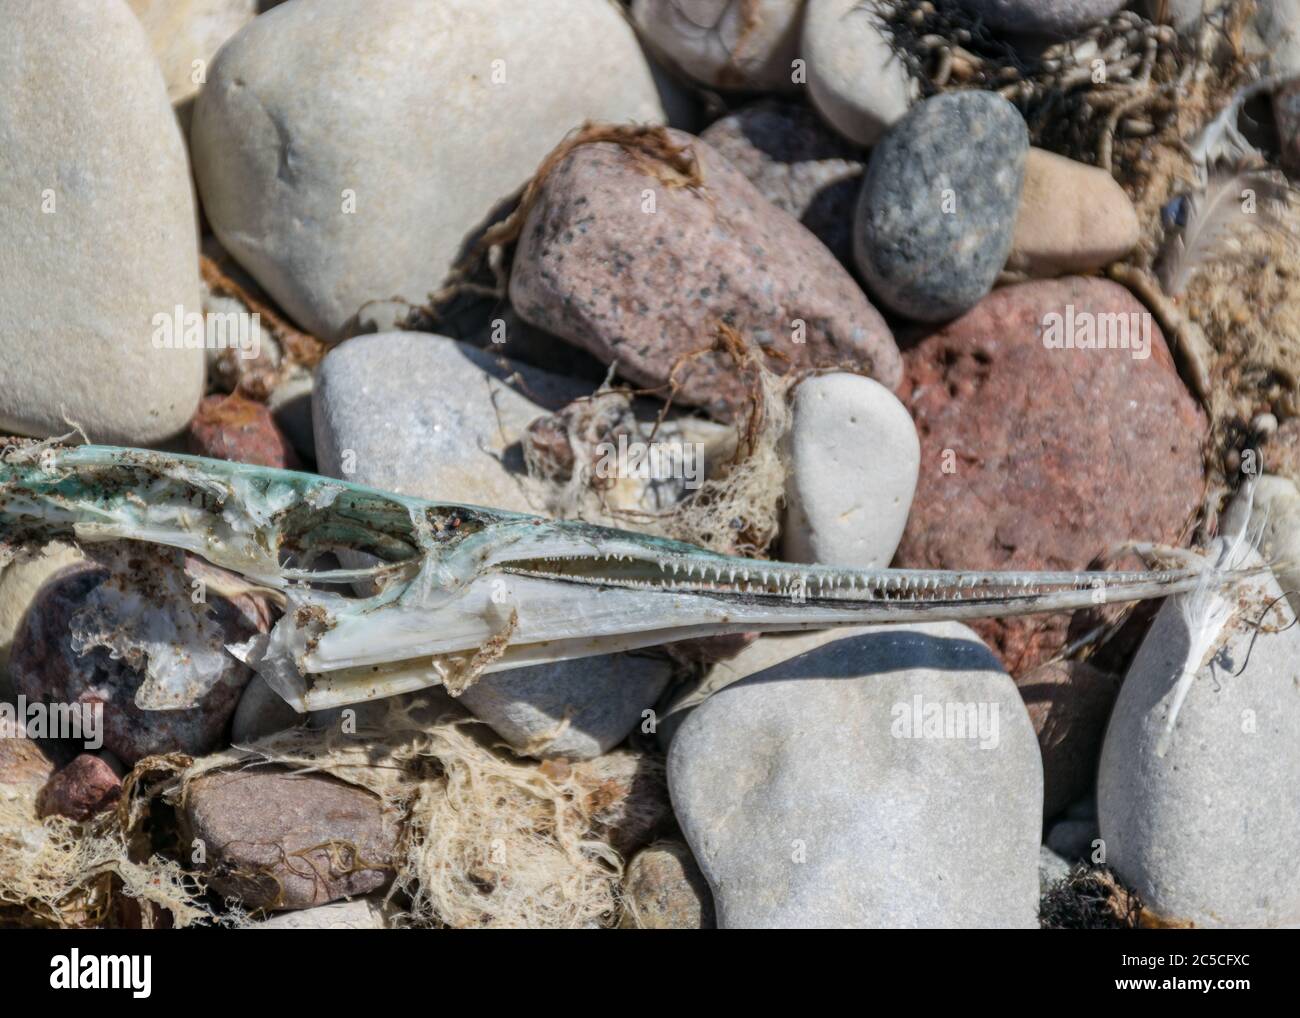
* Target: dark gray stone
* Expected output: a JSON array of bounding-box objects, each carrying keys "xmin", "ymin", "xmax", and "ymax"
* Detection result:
[
  {"xmin": 1045, "ymin": 817, "xmax": 1100, "ymax": 861},
  {"xmin": 853, "ymin": 91, "xmax": 1028, "ymax": 323}
]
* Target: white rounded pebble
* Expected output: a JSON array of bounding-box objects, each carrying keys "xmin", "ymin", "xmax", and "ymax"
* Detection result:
[{"xmin": 782, "ymin": 373, "xmax": 919, "ymax": 568}]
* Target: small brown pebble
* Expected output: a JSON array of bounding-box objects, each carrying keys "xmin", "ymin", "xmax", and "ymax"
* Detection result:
[
  {"xmin": 37, "ymin": 752, "xmax": 123, "ymax": 821},
  {"xmin": 188, "ymin": 392, "xmax": 301, "ymax": 469},
  {"xmin": 618, "ymin": 840, "xmax": 715, "ymax": 929},
  {"xmin": 183, "ymin": 768, "xmax": 401, "ymax": 911}
]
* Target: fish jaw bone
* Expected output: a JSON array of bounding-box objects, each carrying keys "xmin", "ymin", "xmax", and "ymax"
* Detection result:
[{"xmin": 2, "ymin": 443, "xmax": 1244, "ymax": 711}]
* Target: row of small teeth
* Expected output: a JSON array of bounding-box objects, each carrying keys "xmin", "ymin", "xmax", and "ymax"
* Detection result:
[{"xmin": 538, "ymin": 550, "xmax": 1117, "ymax": 601}]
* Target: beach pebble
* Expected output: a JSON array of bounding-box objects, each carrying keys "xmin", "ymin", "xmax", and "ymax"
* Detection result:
[
  {"xmin": 252, "ymin": 898, "xmax": 390, "ymax": 929},
  {"xmin": 669, "ymin": 622, "xmax": 1042, "ymax": 927},
  {"xmin": 0, "ymin": 0, "xmax": 204, "ymax": 445},
  {"xmin": 853, "ymin": 91, "xmax": 1028, "ymax": 323},
  {"xmin": 618, "ymin": 840, "xmax": 717, "ymax": 929},
  {"xmin": 37, "ymin": 753, "xmax": 123, "ymax": 822},
  {"xmin": 9, "ymin": 563, "xmax": 257, "ymax": 765},
  {"xmin": 313, "ymin": 332, "xmax": 584, "ymax": 513},
  {"xmin": 956, "ymin": 0, "xmax": 1126, "ymax": 37},
  {"xmin": 126, "ymin": 0, "xmax": 258, "ymax": 112},
  {"xmin": 895, "ymin": 278, "xmax": 1207, "ymax": 676},
  {"xmin": 1098, "ymin": 551, "xmax": 1300, "ymax": 927},
  {"xmin": 458, "ymin": 656, "xmax": 673, "ymax": 761},
  {"xmin": 0, "ymin": 544, "xmax": 86, "ymax": 702},
  {"xmin": 190, "ymin": 0, "xmax": 666, "ymax": 341},
  {"xmin": 700, "ymin": 101, "xmax": 866, "ymax": 265},
  {"xmin": 510, "ymin": 129, "xmax": 901, "ymax": 420},
  {"xmin": 781, "ymin": 374, "xmax": 919, "ymax": 568},
  {"xmin": 804, "ymin": 0, "xmax": 917, "ymax": 146},
  {"xmin": 183, "ymin": 768, "xmax": 401, "ymax": 911},
  {"xmin": 1007, "ymin": 149, "xmax": 1139, "ymax": 277},
  {"xmin": 1017, "ymin": 659, "xmax": 1120, "ymax": 820},
  {"xmin": 1045, "ymin": 816, "xmax": 1100, "ymax": 861},
  {"xmin": 230, "ymin": 674, "xmax": 303, "ymax": 744},
  {"xmin": 631, "ymin": 0, "xmax": 803, "ymax": 91},
  {"xmin": 188, "ymin": 393, "xmax": 301, "ymax": 469}
]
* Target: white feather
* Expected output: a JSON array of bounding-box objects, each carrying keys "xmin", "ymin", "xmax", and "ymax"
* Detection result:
[
  {"xmin": 1156, "ymin": 166, "xmax": 1295, "ymax": 297},
  {"xmin": 1157, "ymin": 483, "xmax": 1261, "ymax": 757}
]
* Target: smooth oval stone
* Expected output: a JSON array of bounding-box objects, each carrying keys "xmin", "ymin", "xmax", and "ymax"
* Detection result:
[
  {"xmin": 183, "ymin": 768, "xmax": 401, "ymax": 910},
  {"xmin": 510, "ymin": 129, "xmax": 901, "ymax": 420},
  {"xmin": 781, "ymin": 373, "xmax": 919, "ymax": 569},
  {"xmin": 1007, "ymin": 148, "xmax": 1139, "ymax": 277},
  {"xmin": 456, "ymin": 656, "xmax": 673, "ymax": 760},
  {"xmin": 618, "ymin": 840, "xmax": 716, "ymax": 929},
  {"xmin": 1098, "ymin": 551, "xmax": 1300, "ymax": 927},
  {"xmin": 804, "ymin": 0, "xmax": 917, "ymax": 146},
  {"xmin": 894, "ymin": 278, "xmax": 1207, "ymax": 677},
  {"xmin": 668, "ymin": 622, "xmax": 1042, "ymax": 928},
  {"xmin": 0, "ymin": 0, "xmax": 205, "ymax": 444},
  {"xmin": 957, "ymin": 0, "xmax": 1126, "ymax": 37},
  {"xmin": 191, "ymin": 0, "xmax": 667, "ymax": 341},
  {"xmin": 10, "ymin": 563, "xmax": 256, "ymax": 765},
  {"xmin": 853, "ymin": 91, "xmax": 1028, "ymax": 323},
  {"xmin": 312, "ymin": 332, "xmax": 586, "ymax": 513}
]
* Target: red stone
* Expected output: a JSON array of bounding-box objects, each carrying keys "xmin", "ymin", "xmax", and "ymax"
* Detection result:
[
  {"xmin": 895, "ymin": 278, "xmax": 1206, "ymax": 676},
  {"xmin": 37, "ymin": 752, "xmax": 122, "ymax": 821},
  {"xmin": 188, "ymin": 393, "xmax": 300, "ymax": 469}
]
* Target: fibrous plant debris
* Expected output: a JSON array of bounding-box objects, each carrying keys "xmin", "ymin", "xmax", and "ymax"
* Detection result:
[
  {"xmin": 877, "ymin": 0, "xmax": 1256, "ymax": 243},
  {"xmin": 1040, "ymin": 865, "xmax": 1145, "ymax": 929},
  {"xmin": 524, "ymin": 323, "xmax": 794, "ymax": 557},
  {"xmin": 1, "ymin": 750, "xmax": 214, "ymax": 930},
  {"xmin": 179, "ymin": 696, "xmax": 626, "ymax": 928}
]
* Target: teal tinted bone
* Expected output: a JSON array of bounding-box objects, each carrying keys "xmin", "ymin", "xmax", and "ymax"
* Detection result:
[{"xmin": 0, "ymin": 444, "xmax": 1237, "ymax": 711}]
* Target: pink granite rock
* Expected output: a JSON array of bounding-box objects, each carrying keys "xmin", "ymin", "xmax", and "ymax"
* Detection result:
[
  {"xmin": 509, "ymin": 128, "xmax": 900, "ymax": 420},
  {"xmin": 37, "ymin": 752, "xmax": 123, "ymax": 821}
]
